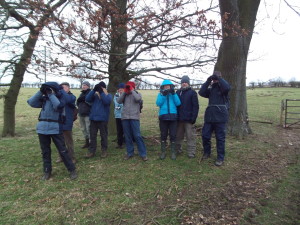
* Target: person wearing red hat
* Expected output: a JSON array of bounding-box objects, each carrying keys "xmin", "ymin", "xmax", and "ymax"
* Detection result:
[{"xmin": 117, "ymin": 81, "xmax": 148, "ymax": 161}]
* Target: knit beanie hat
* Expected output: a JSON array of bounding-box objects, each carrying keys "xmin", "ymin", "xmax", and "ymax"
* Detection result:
[
  {"xmin": 60, "ymin": 82, "xmax": 70, "ymax": 87},
  {"xmin": 82, "ymin": 80, "xmax": 90, "ymax": 87},
  {"xmin": 99, "ymin": 81, "xmax": 106, "ymax": 88},
  {"xmin": 117, "ymin": 83, "xmax": 125, "ymax": 89},
  {"xmin": 181, "ymin": 75, "xmax": 190, "ymax": 85}
]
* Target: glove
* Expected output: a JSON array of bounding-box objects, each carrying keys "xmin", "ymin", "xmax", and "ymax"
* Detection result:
[
  {"xmin": 40, "ymin": 84, "xmax": 52, "ymax": 95},
  {"xmin": 206, "ymin": 76, "xmax": 213, "ymax": 83},
  {"xmin": 93, "ymin": 84, "xmax": 101, "ymax": 92},
  {"xmin": 161, "ymin": 89, "xmax": 169, "ymax": 96},
  {"xmin": 45, "ymin": 88, "xmax": 53, "ymax": 95},
  {"xmin": 211, "ymin": 74, "xmax": 219, "ymax": 80},
  {"xmin": 40, "ymin": 86, "xmax": 47, "ymax": 94},
  {"xmin": 170, "ymin": 88, "xmax": 175, "ymax": 95}
]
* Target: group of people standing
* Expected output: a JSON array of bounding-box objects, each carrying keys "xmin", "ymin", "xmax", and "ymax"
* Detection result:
[{"xmin": 27, "ymin": 71, "xmax": 230, "ymax": 180}]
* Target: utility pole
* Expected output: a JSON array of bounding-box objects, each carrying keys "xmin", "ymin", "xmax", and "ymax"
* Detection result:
[{"xmin": 44, "ymin": 46, "xmax": 47, "ymax": 82}]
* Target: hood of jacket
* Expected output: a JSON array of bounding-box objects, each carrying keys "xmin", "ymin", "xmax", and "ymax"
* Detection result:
[
  {"xmin": 161, "ymin": 79, "xmax": 174, "ymax": 86},
  {"xmin": 43, "ymin": 82, "xmax": 61, "ymax": 93}
]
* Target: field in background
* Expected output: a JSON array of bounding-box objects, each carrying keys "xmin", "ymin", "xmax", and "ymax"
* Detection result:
[{"xmin": 0, "ymin": 87, "xmax": 299, "ymax": 224}]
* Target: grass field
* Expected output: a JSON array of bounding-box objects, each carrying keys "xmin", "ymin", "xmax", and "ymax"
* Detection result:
[{"xmin": 0, "ymin": 87, "xmax": 299, "ymax": 224}]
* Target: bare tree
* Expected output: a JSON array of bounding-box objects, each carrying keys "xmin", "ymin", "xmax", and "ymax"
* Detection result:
[
  {"xmin": 44, "ymin": 0, "xmax": 221, "ymax": 93},
  {"xmin": 0, "ymin": 0, "xmax": 68, "ymax": 136}
]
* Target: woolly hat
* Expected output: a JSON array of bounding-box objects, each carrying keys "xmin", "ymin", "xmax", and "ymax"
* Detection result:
[
  {"xmin": 99, "ymin": 81, "xmax": 106, "ymax": 88},
  {"xmin": 60, "ymin": 82, "xmax": 70, "ymax": 87},
  {"xmin": 126, "ymin": 81, "xmax": 136, "ymax": 89},
  {"xmin": 82, "ymin": 80, "xmax": 90, "ymax": 87},
  {"xmin": 181, "ymin": 75, "xmax": 190, "ymax": 85},
  {"xmin": 117, "ymin": 83, "xmax": 125, "ymax": 89}
]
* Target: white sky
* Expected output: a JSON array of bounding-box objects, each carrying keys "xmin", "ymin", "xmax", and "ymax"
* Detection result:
[
  {"xmin": 247, "ymin": 0, "xmax": 300, "ymax": 83},
  {"xmin": 1, "ymin": 0, "xmax": 299, "ymax": 85}
]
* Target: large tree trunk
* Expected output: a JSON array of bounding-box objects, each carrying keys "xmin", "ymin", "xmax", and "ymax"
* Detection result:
[
  {"xmin": 107, "ymin": 0, "xmax": 128, "ymax": 135},
  {"xmin": 215, "ymin": 0, "xmax": 260, "ymax": 137},
  {"xmin": 2, "ymin": 30, "xmax": 39, "ymax": 137}
]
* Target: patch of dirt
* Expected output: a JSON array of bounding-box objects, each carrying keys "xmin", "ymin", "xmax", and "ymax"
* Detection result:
[{"xmin": 180, "ymin": 127, "xmax": 300, "ymax": 225}]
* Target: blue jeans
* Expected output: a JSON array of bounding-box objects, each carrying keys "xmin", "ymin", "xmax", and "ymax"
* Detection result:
[
  {"xmin": 202, "ymin": 122, "xmax": 226, "ymax": 161},
  {"xmin": 122, "ymin": 119, "xmax": 147, "ymax": 157}
]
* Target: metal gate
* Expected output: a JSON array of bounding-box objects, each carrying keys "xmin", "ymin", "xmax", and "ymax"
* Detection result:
[{"xmin": 281, "ymin": 99, "xmax": 300, "ymax": 128}]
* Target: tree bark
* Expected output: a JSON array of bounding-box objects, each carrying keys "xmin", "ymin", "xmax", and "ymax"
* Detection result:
[
  {"xmin": 215, "ymin": 0, "xmax": 260, "ymax": 137},
  {"xmin": 2, "ymin": 30, "xmax": 39, "ymax": 137},
  {"xmin": 1, "ymin": 0, "xmax": 67, "ymax": 137},
  {"xmin": 107, "ymin": 0, "xmax": 128, "ymax": 135}
]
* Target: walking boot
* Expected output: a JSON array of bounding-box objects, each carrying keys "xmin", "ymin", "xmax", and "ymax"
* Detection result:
[
  {"xmin": 81, "ymin": 138, "xmax": 90, "ymax": 149},
  {"xmin": 70, "ymin": 170, "xmax": 78, "ymax": 180},
  {"xmin": 170, "ymin": 142, "xmax": 176, "ymax": 160},
  {"xmin": 160, "ymin": 141, "xmax": 166, "ymax": 160},
  {"xmin": 56, "ymin": 157, "xmax": 63, "ymax": 163},
  {"xmin": 41, "ymin": 172, "xmax": 51, "ymax": 180},
  {"xmin": 85, "ymin": 152, "xmax": 95, "ymax": 158},
  {"xmin": 100, "ymin": 150, "xmax": 108, "ymax": 158}
]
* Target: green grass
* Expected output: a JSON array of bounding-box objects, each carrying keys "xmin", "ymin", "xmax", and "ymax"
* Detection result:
[{"xmin": 0, "ymin": 87, "xmax": 299, "ymax": 224}]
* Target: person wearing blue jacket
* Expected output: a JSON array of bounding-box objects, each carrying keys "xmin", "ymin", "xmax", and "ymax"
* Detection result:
[
  {"xmin": 114, "ymin": 83, "xmax": 125, "ymax": 149},
  {"xmin": 176, "ymin": 75, "xmax": 199, "ymax": 158},
  {"xmin": 199, "ymin": 71, "xmax": 230, "ymax": 166},
  {"xmin": 56, "ymin": 82, "xmax": 77, "ymax": 164},
  {"xmin": 27, "ymin": 82, "xmax": 77, "ymax": 180},
  {"xmin": 156, "ymin": 80, "xmax": 181, "ymax": 160},
  {"xmin": 85, "ymin": 81, "xmax": 112, "ymax": 158}
]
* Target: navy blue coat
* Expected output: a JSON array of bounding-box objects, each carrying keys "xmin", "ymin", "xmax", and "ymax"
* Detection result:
[
  {"xmin": 199, "ymin": 78, "xmax": 230, "ymax": 123},
  {"xmin": 86, "ymin": 90, "xmax": 112, "ymax": 121},
  {"xmin": 176, "ymin": 87, "xmax": 199, "ymax": 123},
  {"xmin": 62, "ymin": 91, "xmax": 76, "ymax": 131}
]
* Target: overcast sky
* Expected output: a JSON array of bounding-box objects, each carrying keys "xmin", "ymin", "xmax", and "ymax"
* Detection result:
[
  {"xmin": 1, "ymin": 0, "xmax": 299, "ymax": 85},
  {"xmin": 247, "ymin": 0, "xmax": 300, "ymax": 83}
]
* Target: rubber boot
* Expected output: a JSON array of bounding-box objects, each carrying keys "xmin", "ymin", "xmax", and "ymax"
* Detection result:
[
  {"xmin": 171, "ymin": 142, "xmax": 176, "ymax": 160},
  {"xmin": 81, "ymin": 138, "xmax": 89, "ymax": 149},
  {"xmin": 160, "ymin": 141, "xmax": 166, "ymax": 160}
]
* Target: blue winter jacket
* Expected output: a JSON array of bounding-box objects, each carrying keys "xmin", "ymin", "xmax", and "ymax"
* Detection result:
[
  {"xmin": 156, "ymin": 80, "xmax": 181, "ymax": 120},
  {"xmin": 176, "ymin": 87, "xmax": 199, "ymax": 123},
  {"xmin": 62, "ymin": 91, "xmax": 76, "ymax": 131},
  {"xmin": 198, "ymin": 78, "xmax": 231, "ymax": 123},
  {"xmin": 27, "ymin": 82, "xmax": 66, "ymax": 135},
  {"xmin": 86, "ymin": 90, "xmax": 112, "ymax": 121},
  {"xmin": 114, "ymin": 93, "xmax": 123, "ymax": 119}
]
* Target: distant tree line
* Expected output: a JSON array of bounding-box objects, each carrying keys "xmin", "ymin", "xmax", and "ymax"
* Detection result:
[{"xmin": 248, "ymin": 77, "xmax": 300, "ymax": 89}]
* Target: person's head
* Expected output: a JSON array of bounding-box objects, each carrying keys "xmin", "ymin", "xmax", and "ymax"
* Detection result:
[
  {"xmin": 181, "ymin": 75, "xmax": 190, "ymax": 88},
  {"xmin": 125, "ymin": 81, "xmax": 136, "ymax": 90},
  {"xmin": 163, "ymin": 85, "xmax": 170, "ymax": 90},
  {"xmin": 212, "ymin": 71, "xmax": 222, "ymax": 83},
  {"xmin": 117, "ymin": 83, "xmax": 125, "ymax": 94},
  {"xmin": 82, "ymin": 81, "xmax": 90, "ymax": 90},
  {"xmin": 60, "ymin": 82, "xmax": 70, "ymax": 93}
]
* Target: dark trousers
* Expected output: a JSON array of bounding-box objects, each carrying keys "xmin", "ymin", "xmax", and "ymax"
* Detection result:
[
  {"xmin": 122, "ymin": 119, "xmax": 147, "ymax": 157},
  {"xmin": 116, "ymin": 118, "xmax": 124, "ymax": 146},
  {"xmin": 89, "ymin": 120, "xmax": 108, "ymax": 153},
  {"xmin": 159, "ymin": 120, "xmax": 177, "ymax": 142},
  {"xmin": 38, "ymin": 133, "xmax": 75, "ymax": 173},
  {"xmin": 202, "ymin": 122, "xmax": 226, "ymax": 161}
]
